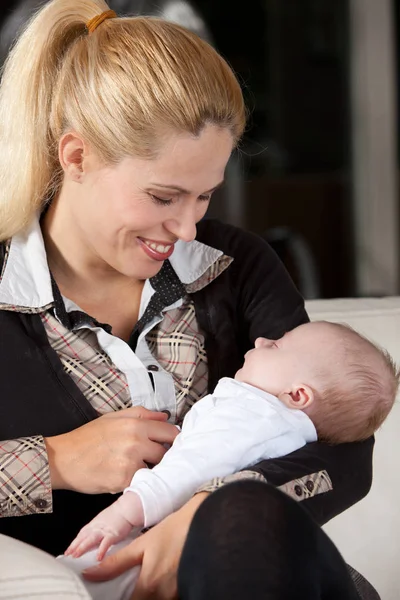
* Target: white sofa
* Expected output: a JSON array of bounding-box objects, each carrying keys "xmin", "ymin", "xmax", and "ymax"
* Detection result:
[{"xmin": 306, "ymin": 297, "xmax": 400, "ymax": 600}]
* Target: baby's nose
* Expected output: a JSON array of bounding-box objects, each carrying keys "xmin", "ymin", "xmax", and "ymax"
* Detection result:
[{"xmin": 254, "ymin": 337, "xmax": 271, "ymax": 348}]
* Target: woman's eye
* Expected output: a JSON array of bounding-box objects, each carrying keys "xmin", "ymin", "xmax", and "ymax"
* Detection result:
[
  {"xmin": 150, "ymin": 195, "xmax": 173, "ymax": 206},
  {"xmin": 150, "ymin": 193, "xmax": 212, "ymax": 205}
]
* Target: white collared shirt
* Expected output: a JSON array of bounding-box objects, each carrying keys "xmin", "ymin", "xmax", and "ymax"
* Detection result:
[
  {"xmin": 0, "ymin": 218, "xmax": 232, "ymax": 517},
  {"xmin": 0, "ymin": 218, "xmax": 226, "ymax": 419}
]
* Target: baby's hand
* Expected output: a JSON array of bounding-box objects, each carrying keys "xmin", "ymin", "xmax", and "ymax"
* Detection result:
[{"xmin": 64, "ymin": 492, "xmax": 144, "ymax": 562}]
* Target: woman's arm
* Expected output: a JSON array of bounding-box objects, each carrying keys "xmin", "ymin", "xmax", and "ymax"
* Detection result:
[
  {"xmin": 249, "ymin": 437, "xmax": 374, "ymax": 525},
  {"xmin": 0, "ymin": 408, "xmax": 178, "ymax": 518},
  {"xmin": 0, "ymin": 436, "xmax": 52, "ymax": 517}
]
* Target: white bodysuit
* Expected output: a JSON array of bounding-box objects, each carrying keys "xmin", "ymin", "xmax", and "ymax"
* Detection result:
[{"xmin": 59, "ymin": 377, "xmax": 317, "ymax": 599}]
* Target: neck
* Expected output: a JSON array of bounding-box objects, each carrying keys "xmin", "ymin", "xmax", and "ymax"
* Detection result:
[{"xmin": 41, "ymin": 197, "xmax": 139, "ymax": 301}]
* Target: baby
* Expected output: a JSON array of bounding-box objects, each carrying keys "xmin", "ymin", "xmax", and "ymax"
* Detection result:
[{"xmin": 60, "ymin": 321, "xmax": 398, "ymax": 599}]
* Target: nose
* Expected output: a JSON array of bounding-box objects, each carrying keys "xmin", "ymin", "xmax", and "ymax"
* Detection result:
[
  {"xmin": 254, "ymin": 337, "xmax": 278, "ymax": 349},
  {"xmin": 164, "ymin": 204, "xmax": 198, "ymax": 243},
  {"xmin": 254, "ymin": 337, "xmax": 273, "ymax": 348}
]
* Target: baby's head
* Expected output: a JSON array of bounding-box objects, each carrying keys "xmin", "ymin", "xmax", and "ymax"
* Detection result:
[{"xmin": 235, "ymin": 321, "xmax": 399, "ymax": 443}]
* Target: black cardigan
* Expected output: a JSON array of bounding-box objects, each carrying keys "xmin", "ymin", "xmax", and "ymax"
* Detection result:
[{"xmin": 0, "ymin": 219, "xmax": 373, "ymax": 555}]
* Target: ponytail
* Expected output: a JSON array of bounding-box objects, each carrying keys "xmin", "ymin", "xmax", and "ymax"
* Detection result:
[{"xmin": 0, "ymin": 0, "xmax": 246, "ymax": 241}]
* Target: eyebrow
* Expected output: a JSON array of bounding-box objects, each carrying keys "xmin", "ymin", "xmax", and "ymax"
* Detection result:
[{"xmin": 148, "ymin": 180, "xmax": 225, "ymax": 195}]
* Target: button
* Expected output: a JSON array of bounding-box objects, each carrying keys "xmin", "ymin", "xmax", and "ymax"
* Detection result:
[
  {"xmin": 306, "ymin": 480, "xmax": 314, "ymax": 492},
  {"xmin": 34, "ymin": 498, "xmax": 48, "ymax": 509},
  {"xmin": 294, "ymin": 485, "xmax": 302, "ymax": 497},
  {"xmin": 162, "ymin": 410, "xmax": 171, "ymax": 419},
  {"xmin": 147, "ymin": 365, "xmax": 159, "ymax": 372}
]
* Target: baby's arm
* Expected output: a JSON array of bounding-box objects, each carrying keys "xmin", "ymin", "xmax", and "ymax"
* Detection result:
[
  {"xmin": 128, "ymin": 380, "xmax": 314, "ymax": 528},
  {"xmin": 65, "ymin": 491, "xmax": 144, "ymax": 561}
]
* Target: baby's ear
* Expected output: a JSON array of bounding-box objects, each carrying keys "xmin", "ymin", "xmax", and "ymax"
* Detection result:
[{"xmin": 278, "ymin": 385, "xmax": 314, "ymax": 410}]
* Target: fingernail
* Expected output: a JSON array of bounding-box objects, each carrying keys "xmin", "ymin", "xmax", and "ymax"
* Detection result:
[
  {"xmin": 82, "ymin": 566, "xmax": 99, "ymax": 574},
  {"xmin": 161, "ymin": 410, "xmax": 171, "ymax": 419}
]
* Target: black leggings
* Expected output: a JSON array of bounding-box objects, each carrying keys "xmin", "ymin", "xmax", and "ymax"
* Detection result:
[{"xmin": 178, "ymin": 481, "xmax": 362, "ymax": 600}]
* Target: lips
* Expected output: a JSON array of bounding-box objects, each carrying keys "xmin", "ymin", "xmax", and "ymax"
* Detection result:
[{"xmin": 138, "ymin": 238, "xmax": 175, "ymax": 261}]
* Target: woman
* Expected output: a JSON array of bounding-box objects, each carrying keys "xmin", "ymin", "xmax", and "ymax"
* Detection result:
[{"xmin": 0, "ymin": 0, "xmax": 375, "ymax": 597}]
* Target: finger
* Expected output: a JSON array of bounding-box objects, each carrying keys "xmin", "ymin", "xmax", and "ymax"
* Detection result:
[
  {"xmin": 65, "ymin": 530, "xmax": 90, "ymax": 556},
  {"xmin": 142, "ymin": 440, "xmax": 168, "ymax": 466},
  {"xmin": 64, "ymin": 541, "xmax": 78, "ymax": 557},
  {"xmin": 73, "ymin": 533, "xmax": 103, "ymax": 558},
  {"xmin": 83, "ymin": 538, "xmax": 144, "ymax": 581},
  {"xmin": 145, "ymin": 420, "xmax": 180, "ymax": 444},
  {"xmin": 110, "ymin": 407, "xmax": 169, "ymax": 421},
  {"xmin": 96, "ymin": 536, "xmax": 115, "ymax": 562}
]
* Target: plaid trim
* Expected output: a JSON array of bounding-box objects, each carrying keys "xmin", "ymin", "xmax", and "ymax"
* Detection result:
[
  {"xmin": 197, "ymin": 469, "xmax": 333, "ymax": 502},
  {"xmin": 197, "ymin": 470, "xmax": 267, "ymax": 494},
  {"xmin": 0, "ymin": 302, "xmax": 53, "ymax": 314},
  {"xmin": 42, "ymin": 313, "xmax": 131, "ymax": 414},
  {"xmin": 145, "ymin": 298, "xmax": 208, "ymax": 422},
  {"xmin": 277, "ymin": 470, "xmax": 333, "ymax": 501},
  {"xmin": 185, "ymin": 255, "xmax": 233, "ymax": 293},
  {"xmin": 0, "ymin": 436, "xmax": 52, "ymax": 517}
]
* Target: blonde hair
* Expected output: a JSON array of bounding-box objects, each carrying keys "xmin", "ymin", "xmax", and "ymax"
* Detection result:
[
  {"xmin": 0, "ymin": 0, "xmax": 246, "ymax": 241},
  {"xmin": 310, "ymin": 323, "xmax": 399, "ymax": 444}
]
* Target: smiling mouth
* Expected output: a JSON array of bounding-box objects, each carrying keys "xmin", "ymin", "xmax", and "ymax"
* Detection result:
[
  {"xmin": 137, "ymin": 237, "xmax": 176, "ymax": 261},
  {"xmin": 141, "ymin": 239, "xmax": 174, "ymax": 254}
]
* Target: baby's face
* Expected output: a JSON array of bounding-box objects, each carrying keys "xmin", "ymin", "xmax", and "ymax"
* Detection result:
[{"xmin": 235, "ymin": 322, "xmax": 335, "ymax": 396}]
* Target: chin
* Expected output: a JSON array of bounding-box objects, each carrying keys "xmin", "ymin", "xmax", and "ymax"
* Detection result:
[
  {"xmin": 123, "ymin": 262, "xmax": 164, "ymax": 280},
  {"xmin": 111, "ymin": 246, "xmax": 165, "ymax": 280},
  {"xmin": 234, "ymin": 370, "xmax": 243, "ymax": 381}
]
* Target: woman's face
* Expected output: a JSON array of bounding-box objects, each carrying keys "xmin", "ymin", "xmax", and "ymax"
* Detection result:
[{"xmin": 61, "ymin": 124, "xmax": 234, "ymax": 280}]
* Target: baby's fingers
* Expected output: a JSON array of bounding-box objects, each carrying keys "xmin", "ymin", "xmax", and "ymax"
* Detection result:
[
  {"xmin": 70, "ymin": 532, "xmax": 104, "ymax": 559},
  {"xmin": 96, "ymin": 535, "xmax": 116, "ymax": 562},
  {"xmin": 65, "ymin": 533, "xmax": 86, "ymax": 557}
]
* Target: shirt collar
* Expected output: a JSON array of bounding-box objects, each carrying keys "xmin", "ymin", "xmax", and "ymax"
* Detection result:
[
  {"xmin": 0, "ymin": 218, "xmax": 53, "ymax": 310},
  {"xmin": 169, "ymin": 238, "xmax": 224, "ymax": 284},
  {"xmin": 0, "ymin": 218, "xmax": 232, "ymax": 312}
]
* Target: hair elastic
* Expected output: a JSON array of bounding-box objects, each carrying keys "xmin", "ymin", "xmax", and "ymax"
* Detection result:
[{"xmin": 86, "ymin": 9, "xmax": 117, "ymax": 34}]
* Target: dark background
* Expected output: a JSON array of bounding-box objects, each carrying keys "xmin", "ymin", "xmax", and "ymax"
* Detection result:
[{"xmin": 1, "ymin": 0, "xmax": 397, "ymax": 299}]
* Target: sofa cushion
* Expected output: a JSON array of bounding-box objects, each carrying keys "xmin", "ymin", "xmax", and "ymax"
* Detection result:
[{"xmin": 306, "ymin": 297, "xmax": 400, "ymax": 600}]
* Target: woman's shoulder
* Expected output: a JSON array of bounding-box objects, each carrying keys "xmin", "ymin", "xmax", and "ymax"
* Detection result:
[
  {"xmin": 196, "ymin": 219, "xmax": 308, "ymax": 341},
  {"xmin": 196, "ymin": 219, "xmax": 273, "ymax": 260}
]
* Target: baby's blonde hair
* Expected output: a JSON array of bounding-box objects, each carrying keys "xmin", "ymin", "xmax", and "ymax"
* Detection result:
[
  {"xmin": 310, "ymin": 323, "xmax": 399, "ymax": 444},
  {"xmin": 0, "ymin": 0, "xmax": 246, "ymax": 241}
]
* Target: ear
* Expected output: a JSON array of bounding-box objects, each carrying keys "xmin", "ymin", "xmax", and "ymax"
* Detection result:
[
  {"xmin": 58, "ymin": 131, "xmax": 88, "ymax": 182},
  {"xmin": 278, "ymin": 384, "xmax": 315, "ymax": 410}
]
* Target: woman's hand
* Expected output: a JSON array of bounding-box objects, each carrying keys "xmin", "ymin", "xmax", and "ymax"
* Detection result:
[
  {"xmin": 44, "ymin": 407, "xmax": 179, "ymax": 494},
  {"xmin": 83, "ymin": 492, "xmax": 210, "ymax": 599}
]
